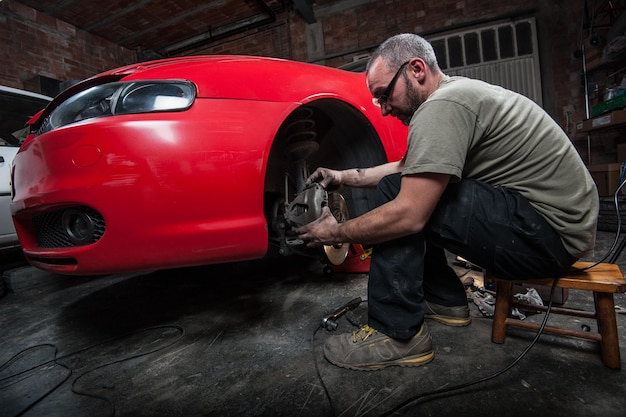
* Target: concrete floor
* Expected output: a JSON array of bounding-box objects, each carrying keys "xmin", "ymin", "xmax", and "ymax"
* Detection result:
[{"xmin": 0, "ymin": 231, "xmax": 625, "ymax": 417}]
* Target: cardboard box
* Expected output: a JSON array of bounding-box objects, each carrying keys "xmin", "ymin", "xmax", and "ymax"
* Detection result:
[
  {"xmin": 577, "ymin": 108, "xmax": 626, "ymax": 132},
  {"xmin": 587, "ymin": 163, "xmax": 623, "ymax": 196}
]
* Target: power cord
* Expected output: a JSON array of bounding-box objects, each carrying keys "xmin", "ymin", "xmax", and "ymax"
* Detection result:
[
  {"xmin": 312, "ymin": 285, "xmax": 558, "ymax": 417},
  {"xmin": 311, "ymin": 325, "xmax": 336, "ymax": 417},
  {"xmin": 582, "ymin": 170, "xmax": 626, "ymax": 269},
  {"xmin": 0, "ymin": 344, "xmax": 73, "ymax": 417},
  {"xmin": 378, "ymin": 280, "xmax": 559, "ymax": 416},
  {"xmin": 312, "ymin": 173, "xmax": 626, "ymax": 416},
  {"xmin": 608, "ymin": 169, "xmax": 626, "ymax": 264},
  {"xmin": 0, "ymin": 325, "xmax": 184, "ymax": 417}
]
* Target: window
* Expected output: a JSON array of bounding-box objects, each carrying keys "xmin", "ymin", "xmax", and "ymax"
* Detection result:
[{"xmin": 427, "ymin": 17, "xmax": 542, "ymax": 105}]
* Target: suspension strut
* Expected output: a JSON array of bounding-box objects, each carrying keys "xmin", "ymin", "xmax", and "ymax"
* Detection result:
[{"xmin": 284, "ymin": 107, "xmax": 318, "ymax": 193}]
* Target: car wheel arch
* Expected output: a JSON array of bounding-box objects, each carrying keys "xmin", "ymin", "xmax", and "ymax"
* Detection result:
[{"xmin": 263, "ymin": 98, "xmax": 389, "ymax": 238}]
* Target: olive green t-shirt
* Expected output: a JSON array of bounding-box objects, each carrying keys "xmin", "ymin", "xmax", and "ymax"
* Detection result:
[{"xmin": 403, "ymin": 76, "xmax": 598, "ymax": 258}]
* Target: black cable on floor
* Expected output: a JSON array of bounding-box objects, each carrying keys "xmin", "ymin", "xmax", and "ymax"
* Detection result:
[
  {"xmin": 311, "ymin": 325, "xmax": 336, "ymax": 417},
  {"xmin": 382, "ymin": 278, "xmax": 559, "ymax": 415},
  {"xmin": 375, "ymin": 186, "xmax": 626, "ymax": 415},
  {"xmin": 311, "ymin": 280, "xmax": 559, "ymax": 417},
  {"xmin": 312, "ymin": 172, "xmax": 626, "ymax": 415},
  {"xmin": 0, "ymin": 325, "xmax": 185, "ymax": 417},
  {"xmin": 0, "ymin": 344, "xmax": 73, "ymax": 417}
]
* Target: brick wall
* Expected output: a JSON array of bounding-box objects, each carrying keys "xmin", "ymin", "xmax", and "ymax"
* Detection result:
[
  {"xmin": 189, "ymin": 0, "xmax": 587, "ymax": 125},
  {"xmin": 183, "ymin": 21, "xmax": 292, "ymax": 58},
  {"xmin": 0, "ymin": 0, "xmax": 136, "ymax": 92},
  {"xmin": 0, "ymin": 0, "xmax": 588, "ymax": 121},
  {"xmin": 188, "ymin": 0, "xmax": 604, "ymax": 162},
  {"xmin": 0, "ymin": 0, "xmax": 608, "ymax": 162}
]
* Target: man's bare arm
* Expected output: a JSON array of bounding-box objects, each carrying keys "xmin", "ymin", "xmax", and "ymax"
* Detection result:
[
  {"xmin": 306, "ymin": 159, "xmax": 405, "ymax": 190},
  {"xmin": 297, "ymin": 173, "xmax": 451, "ymax": 246}
]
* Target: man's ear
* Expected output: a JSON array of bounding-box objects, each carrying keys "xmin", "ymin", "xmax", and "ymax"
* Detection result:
[{"xmin": 408, "ymin": 58, "xmax": 427, "ymax": 84}]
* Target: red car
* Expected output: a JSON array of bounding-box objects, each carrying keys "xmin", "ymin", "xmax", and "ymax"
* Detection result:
[{"xmin": 11, "ymin": 55, "xmax": 407, "ymax": 275}]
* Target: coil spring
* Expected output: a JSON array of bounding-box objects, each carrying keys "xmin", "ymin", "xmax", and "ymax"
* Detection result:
[{"xmin": 285, "ymin": 107, "xmax": 318, "ymax": 160}]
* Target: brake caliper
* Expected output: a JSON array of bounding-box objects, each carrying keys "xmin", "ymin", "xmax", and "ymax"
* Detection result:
[{"xmin": 284, "ymin": 183, "xmax": 328, "ymax": 229}]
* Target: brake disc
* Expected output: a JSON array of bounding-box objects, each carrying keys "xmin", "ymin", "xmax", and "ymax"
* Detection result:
[{"xmin": 323, "ymin": 192, "xmax": 350, "ymax": 266}]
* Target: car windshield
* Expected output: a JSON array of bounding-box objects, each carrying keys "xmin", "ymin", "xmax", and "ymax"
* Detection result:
[{"xmin": 0, "ymin": 87, "xmax": 51, "ymax": 146}]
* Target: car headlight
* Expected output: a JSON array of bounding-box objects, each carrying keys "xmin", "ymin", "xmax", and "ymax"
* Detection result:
[{"xmin": 38, "ymin": 80, "xmax": 196, "ymax": 134}]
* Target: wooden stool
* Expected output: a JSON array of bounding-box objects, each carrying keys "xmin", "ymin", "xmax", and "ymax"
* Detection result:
[{"xmin": 488, "ymin": 261, "xmax": 626, "ymax": 369}]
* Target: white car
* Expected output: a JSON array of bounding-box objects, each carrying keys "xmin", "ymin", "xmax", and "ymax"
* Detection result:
[{"xmin": 0, "ymin": 86, "xmax": 51, "ymax": 251}]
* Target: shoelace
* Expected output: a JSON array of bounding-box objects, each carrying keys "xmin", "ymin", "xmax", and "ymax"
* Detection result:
[{"xmin": 352, "ymin": 325, "xmax": 377, "ymax": 342}]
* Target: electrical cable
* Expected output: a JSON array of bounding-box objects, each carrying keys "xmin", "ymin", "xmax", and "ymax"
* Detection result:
[
  {"xmin": 0, "ymin": 325, "xmax": 184, "ymax": 417},
  {"xmin": 311, "ymin": 283, "xmax": 559, "ymax": 417},
  {"xmin": 311, "ymin": 325, "xmax": 337, "ymax": 417},
  {"xmin": 580, "ymin": 168, "xmax": 626, "ymax": 269},
  {"xmin": 0, "ymin": 344, "xmax": 73, "ymax": 417},
  {"xmin": 379, "ymin": 183, "xmax": 626, "ymax": 415},
  {"xmin": 609, "ymin": 167, "xmax": 626, "ymax": 263},
  {"xmin": 312, "ymin": 171, "xmax": 626, "ymax": 416},
  {"xmin": 377, "ymin": 279, "xmax": 559, "ymax": 416}
]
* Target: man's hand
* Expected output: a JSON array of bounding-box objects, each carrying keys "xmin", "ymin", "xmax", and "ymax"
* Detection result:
[
  {"xmin": 295, "ymin": 206, "xmax": 340, "ymax": 247},
  {"xmin": 305, "ymin": 167, "xmax": 344, "ymax": 190}
]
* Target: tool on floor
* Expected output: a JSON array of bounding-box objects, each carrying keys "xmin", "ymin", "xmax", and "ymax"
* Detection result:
[{"xmin": 321, "ymin": 297, "xmax": 362, "ymax": 330}]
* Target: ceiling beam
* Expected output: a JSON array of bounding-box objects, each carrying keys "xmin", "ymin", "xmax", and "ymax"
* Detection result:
[
  {"xmin": 44, "ymin": 0, "xmax": 78, "ymax": 14},
  {"xmin": 84, "ymin": 0, "xmax": 154, "ymax": 31},
  {"xmin": 118, "ymin": 2, "xmax": 229, "ymax": 45},
  {"xmin": 162, "ymin": 1, "xmax": 277, "ymax": 55}
]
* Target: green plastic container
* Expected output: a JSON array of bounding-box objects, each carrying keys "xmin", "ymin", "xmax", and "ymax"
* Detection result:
[{"xmin": 592, "ymin": 93, "xmax": 626, "ymax": 117}]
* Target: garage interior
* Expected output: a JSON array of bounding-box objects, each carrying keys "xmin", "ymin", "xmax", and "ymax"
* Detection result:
[{"xmin": 1, "ymin": 0, "xmax": 626, "ymax": 416}]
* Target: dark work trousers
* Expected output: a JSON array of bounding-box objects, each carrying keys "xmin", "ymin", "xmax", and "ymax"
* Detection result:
[{"xmin": 367, "ymin": 174, "xmax": 577, "ymax": 339}]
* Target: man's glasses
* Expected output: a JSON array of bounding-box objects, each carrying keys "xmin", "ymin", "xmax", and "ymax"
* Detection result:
[{"xmin": 373, "ymin": 61, "xmax": 410, "ymax": 107}]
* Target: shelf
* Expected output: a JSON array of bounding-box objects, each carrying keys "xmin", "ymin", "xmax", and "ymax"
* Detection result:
[{"xmin": 577, "ymin": 107, "xmax": 626, "ymax": 133}]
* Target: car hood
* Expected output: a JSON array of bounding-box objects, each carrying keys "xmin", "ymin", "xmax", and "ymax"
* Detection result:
[
  {"xmin": 105, "ymin": 55, "xmax": 367, "ymax": 102},
  {"xmin": 29, "ymin": 55, "xmax": 369, "ymax": 131}
]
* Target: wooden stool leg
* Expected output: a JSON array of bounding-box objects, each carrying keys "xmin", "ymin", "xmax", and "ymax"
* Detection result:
[
  {"xmin": 594, "ymin": 292, "xmax": 622, "ymax": 369},
  {"xmin": 492, "ymin": 280, "xmax": 514, "ymax": 343}
]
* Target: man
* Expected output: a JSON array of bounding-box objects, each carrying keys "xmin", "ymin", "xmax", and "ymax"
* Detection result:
[{"xmin": 296, "ymin": 33, "xmax": 598, "ymax": 371}]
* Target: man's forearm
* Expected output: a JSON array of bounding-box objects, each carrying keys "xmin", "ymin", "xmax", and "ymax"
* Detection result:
[
  {"xmin": 297, "ymin": 173, "xmax": 450, "ymax": 247},
  {"xmin": 333, "ymin": 173, "xmax": 448, "ymax": 245},
  {"xmin": 336, "ymin": 201, "xmax": 411, "ymax": 244},
  {"xmin": 342, "ymin": 160, "xmax": 403, "ymax": 188}
]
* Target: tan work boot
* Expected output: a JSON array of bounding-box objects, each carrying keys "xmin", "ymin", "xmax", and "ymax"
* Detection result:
[
  {"xmin": 323, "ymin": 323, "xmax": 434, "ymax": 371},
  {"xmin": 425, "ymin": 301, "xmax": 471, "ymax": 327}
]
